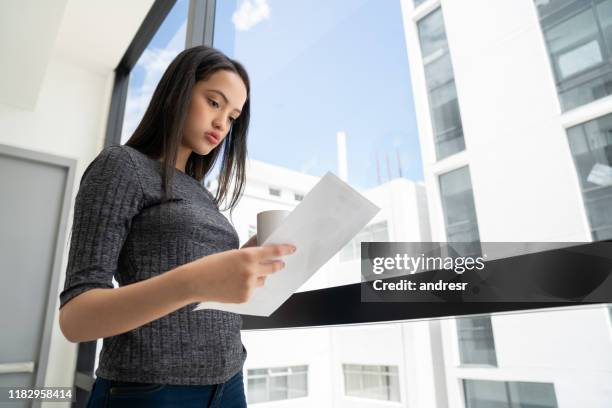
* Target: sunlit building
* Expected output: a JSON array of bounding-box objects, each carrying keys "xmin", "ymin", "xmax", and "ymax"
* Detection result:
[{"xmin": 401, "ymin": 0, "xmax": 612, "ymax": 407}]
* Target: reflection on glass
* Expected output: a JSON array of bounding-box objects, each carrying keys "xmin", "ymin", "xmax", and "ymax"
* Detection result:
[
  {"xmin": 457, "ymin": 316, "xmax": 497, "ymax": 366},
  {"xmin": 464, "ymin": 379, "xmax": 558, "ymax": 408},
  {"xmin": 120, "ymin": 0, "xmax": 188, "ymax": 144},
  {"xmin": 536, "ymin": 0, "xmax": 612, "ymax": 111},
  {"xmin": 418, "ymin": 7, "xmax": 465, "ymax": 160},
  {"xmin": 247, "ymin": 365, "xmax": 308, "ymax": 403},
  {"xmin": 343, "ymin": 364, "xmax": 400, "ymax": 402},
  {"xmin": 439, "ymin": 166, "xmax": 481, "ymax": 256},
  {"xmin": 567, "ymin": 112, "xmax": 612, "ymax": 240}
]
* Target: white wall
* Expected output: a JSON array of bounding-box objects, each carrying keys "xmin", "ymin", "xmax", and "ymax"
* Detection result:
[
  {"xmin": 0, "ymin": 1, "xmax": 153, "ymax": 405},
  {"xmin": 0, "ymin": 52, "xmax": 115, "ymax": 402}
]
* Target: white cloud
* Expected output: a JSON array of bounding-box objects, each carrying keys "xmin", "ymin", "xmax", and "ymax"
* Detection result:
[{"xmin": 232, "ymin": 0, "xmax": 271, "ymax": 32}]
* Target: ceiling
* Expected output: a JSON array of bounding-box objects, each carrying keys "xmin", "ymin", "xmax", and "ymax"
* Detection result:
[{"xmin": 0, "ymin": 0, "xmax": 154, "ymax": 110}]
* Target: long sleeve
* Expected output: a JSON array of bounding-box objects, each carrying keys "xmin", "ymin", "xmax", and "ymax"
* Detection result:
[{"xmin": 59, "ymin": 146, "xmax": 144, "ymax": 309}]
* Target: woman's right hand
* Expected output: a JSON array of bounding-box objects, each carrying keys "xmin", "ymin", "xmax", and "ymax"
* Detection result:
[{"xmin": 180, "ymin": 244, "xmax": 296, "ymax": 304}]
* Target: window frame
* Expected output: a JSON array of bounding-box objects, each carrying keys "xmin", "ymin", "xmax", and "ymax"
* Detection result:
[
  {"xmin": 537, "ymin": 0, "xmax": 612, "ymax": 111},
  {"xmin": 416, "ymin": 6, "xmax": 466, "ymax": 161},
  {"xmin": 342, "ymin": 363, "xmax": 401, "ymax": 402},
  {"xmin": 566, "ymin": 113, "xmax": 612, "ymax": 240},
  {"xmin": 456, "ymin": 316, "xmax": 498, "ymax": 367},
  {"xmin": 246, "ymin": 365, "xmax": 309, "ymax": 403},
  {"xmin": 462, "ymin": 378, "xmax": 559, "ymax": 408}
]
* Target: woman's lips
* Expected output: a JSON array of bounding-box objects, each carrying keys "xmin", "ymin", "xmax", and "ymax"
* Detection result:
[{"xmin": 205, "ymin": 132, "xmax": 220, "ymax": 144}]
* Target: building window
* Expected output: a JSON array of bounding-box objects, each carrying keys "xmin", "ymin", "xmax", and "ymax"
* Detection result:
[
  {"xmin": 414, "ymin": 0, "xmax": 428, "ymax": 7},
  {"xmin": 247, "ymin": 365, "xmax": 308, "ymax": 404},
  {"xmin": 343, "ymin": 364, "xmax": 400, "ymax": 402},
  {"xmin": 439, "ymin": 166, "xmax": 481, "ymax": 256},
  {"xmin": 535, "ymin": 0, "xmax": 612, "ymax": 111},
  {"xmin": 339, "ymin": 221, "xmax": 389, "ymax": 262},
  {"xmin": 608, "ymin": 304, "xmax": 612, "ymax": 324},
  {"xmin": 269, "ymin": 187, "xmax": 281, "ymax": 197},
  {"xmin": 294, "ymin": 193, "xmax": 304, "ymax": 201},
  {"xmin": 417, "ymin": 7, "xmax": 466, "ymax": 160},
  {"xmin": 457, "ymin": 316, "xmax": 497, "ymax": 366},
  {"xmin": 566, "ymin": 113, "xmax": 612, "ymax": 240},
  {"xmin": 464, "ymin": 379, "xmax": 558, "ymax": 408},
  {"xmin": 248, "ymin": 224, "xmax": 256, "ymax": 239}
]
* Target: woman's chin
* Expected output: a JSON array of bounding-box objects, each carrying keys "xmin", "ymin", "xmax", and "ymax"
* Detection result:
[{"xmin": 193, "ymin": 145, "xmax": 214, "ymax": 156}]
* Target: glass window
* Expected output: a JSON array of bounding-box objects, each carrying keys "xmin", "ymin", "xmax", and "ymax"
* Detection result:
[
  {"xmin": 457, "ymin": 316, "xmax": 497, "ymax": 366},
  {"xmin": 414, "ymin": 0, "xmax": 428, "ymax": 8},
  {"xmin": 535, "ymin": 0, "xmax": 612, "ymax": 111},
  {"xmin": 246, "ymin": 365, "xmax": 308, "ymax": 403},
  {"xmin": 464, "ymin": 379, "xmax": 558, "ymax": 408},
  {"xmin": 268, "ymin": 187, "xmax": 281, "ymax": 197},
  {"xmin": 294, "ymin": 193, "xmax": 304, "ymax": 201},
  {"xmin": 120, "ymin": 0, "xmax": 189, "ymax": 143},
  {"xmin": 342, "ymin": 364, "xmax": 400, "ymax": 402},
  {"xmin": 418, "ymin": 8, "xmax": 465, "ymax": 160},
  {"xmin": 439, "ymin": 166, "xmax": 481, "ymax": 256},
  {"xmin": 566, "ymin": 113, "xmax": 612, "ymax": 240}
]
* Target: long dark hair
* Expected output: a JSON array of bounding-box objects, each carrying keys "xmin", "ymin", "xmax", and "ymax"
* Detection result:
[{"xmin": 126, "ymin": 45, "xmax": 250, "ymax": 212}]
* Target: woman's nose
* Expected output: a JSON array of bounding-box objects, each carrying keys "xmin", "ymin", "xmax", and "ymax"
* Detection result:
[{"xmin": 212, "ymin": 117, "xmax": 225, "ymax": 133}]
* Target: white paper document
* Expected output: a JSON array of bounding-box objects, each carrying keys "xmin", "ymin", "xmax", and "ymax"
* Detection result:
[{"xmin": 193, "ymin": 172, "xmax": 380, "ymax": 316}]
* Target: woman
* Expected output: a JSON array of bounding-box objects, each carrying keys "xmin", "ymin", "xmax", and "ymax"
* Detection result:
[{"xmin": 58, "ymin": 45, "xmax": 295, "ymax": 407}]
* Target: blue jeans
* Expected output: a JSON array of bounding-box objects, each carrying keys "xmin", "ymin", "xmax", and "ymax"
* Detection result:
[{"xmin": 86, "ymin": 371, "xmax": 247, "ymax": 407}]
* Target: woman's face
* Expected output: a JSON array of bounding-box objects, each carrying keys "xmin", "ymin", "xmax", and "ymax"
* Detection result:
[{"xmin": 182, "ymin": 69, "xmax": 248, "ymax": 156}]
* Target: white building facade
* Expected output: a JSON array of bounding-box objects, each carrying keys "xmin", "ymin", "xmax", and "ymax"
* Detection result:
[{"xmin": 401, "ymin": 0, "xmax": 612, "ymax": 407}]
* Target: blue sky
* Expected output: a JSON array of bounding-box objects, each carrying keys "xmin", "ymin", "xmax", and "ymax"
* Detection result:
[{"xmin": 126, "ymin": 0, "xmax": 423, "ymax": 189}]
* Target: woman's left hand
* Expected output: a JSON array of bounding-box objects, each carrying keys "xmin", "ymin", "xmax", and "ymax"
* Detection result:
[{"xmin": 240, "ymin": 234, "xmax": 258, "ymax": 249}]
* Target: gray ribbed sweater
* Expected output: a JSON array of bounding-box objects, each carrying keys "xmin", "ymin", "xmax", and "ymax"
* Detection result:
[{"xmin": 59, "ymin": 145, "xmax": 246, "ymax": 385}]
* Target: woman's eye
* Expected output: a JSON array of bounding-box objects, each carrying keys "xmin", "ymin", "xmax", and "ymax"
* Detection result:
[{"xmin": 208, "ymin": 98, "xmax": 219, "ymax": 108}]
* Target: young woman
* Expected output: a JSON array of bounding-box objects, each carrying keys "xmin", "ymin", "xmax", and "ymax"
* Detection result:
[{"xmin": 58, "ymin": 45, "xmax": 296, "ymax": 407}]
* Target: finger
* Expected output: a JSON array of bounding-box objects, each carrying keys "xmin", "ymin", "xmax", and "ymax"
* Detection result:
[
  {"xmin": 259, "ymin": 260, "xmax": 285, "ymax": 275},
  {"xmin": 256, "ymin": 276, "xmax": 266, "ymax": 287},
  {"xmin": 255, "ymin": 244, "xmax": 296, "ymax": 261}
]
